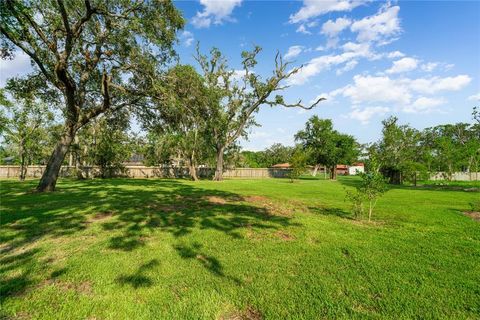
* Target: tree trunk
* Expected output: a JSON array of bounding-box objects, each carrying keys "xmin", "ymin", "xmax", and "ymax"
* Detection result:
[
  {"xmin": 213, "ymin": 146, "xmax": 225, "ymax": 181},
  {"xmin": 188, "ymin": 156, "xmax": 199, "ymax": 181},
  {"xmin": 36, "ymin": 126, "xmax": 76, "ymax": 192},
  {"xmin": 312, "ymin": 164, "xmax": 319, "ymax": 176},
  {"xmin": 330, "ymin": 166, "xmax": 337, "ymax": 180},
  {"xmin": 19, "ymin": 142, "xmax": 26, "ymax": 181}
]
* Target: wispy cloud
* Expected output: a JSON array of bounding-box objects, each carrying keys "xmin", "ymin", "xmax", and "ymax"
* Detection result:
[
  {"xmin": 180, "ymin": 31, "xmax": 194, "ymax": 47},
  {"xmin": 284, "ymin": 45, "xmax": 304, "ymax": 60},
  {"xmin": 386, "ymin": 57, "xmax": 419, "ymax": 74},
  {"xmin": 191, "ymin": 0, "xmax": 242, "ymax": 28},
  {"xmin": 290, "ymin": 0, "xmax": 369, "ymax": 24}
]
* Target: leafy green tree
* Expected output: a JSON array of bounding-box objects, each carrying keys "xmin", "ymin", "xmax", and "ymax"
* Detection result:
[
  {"xmin": 295, "ymin": 116, "xmax": 358, "ymax": 180},
  {"xmin": 289, "ymin": 148, "xmax": 308, "ymax": 182},
  {"xmin": 1, "ymin": 91, "xmax": 54, "ymax": 180},
  {"xmin": 1, "ymin": 0, "xmax": 184, "ymax": 191},
  {"xmin": 90, "ymin": 118, "xmax": 131, "ymax": 178},
  {"xmin": 346, "ymin": 171, "xmax": 388, "ymax": 221},
  {"xmin": 264, "ymin": 143, "xmax": 295, "ymax": 167},
  {"xmin": 422, "ymin": 123, "xmax": 477, "ymax": 180},
  {"xmin": 238, "ymin": 150, "xmax": 265, "ymax": 168},
  {"xmin": 142, "ymin": 65, "xmax": 211, "ymax": 180},
  {"xmin": 195, "ymin": 45, "xmax": 324, "ymax": 181},
  {"xmin": 373, "ymin": 117, "xmax": 424, "ymax": 184}
]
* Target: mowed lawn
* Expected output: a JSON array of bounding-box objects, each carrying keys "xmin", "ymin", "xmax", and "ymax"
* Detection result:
[{"xmin": 1, "ymin": 177, "xmax": 479, "ymax": 319}]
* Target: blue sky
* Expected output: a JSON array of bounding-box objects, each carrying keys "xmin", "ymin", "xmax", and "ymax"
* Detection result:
[
  {"xmin": 1, "ymin": 1, "xmax": 479, "ymax": 150},
  {"xmin": 174, "ymin": 0, "xmax": 480, "ymax": 150}
]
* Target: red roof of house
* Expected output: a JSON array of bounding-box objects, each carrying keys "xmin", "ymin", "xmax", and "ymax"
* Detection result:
[
  {"xmin": 271, "ymin": 163, "xmax": 291, "ymax": 168},
  {"xmin": 336, "ymin": 164, "xmax": 348, "ymax": 169}
]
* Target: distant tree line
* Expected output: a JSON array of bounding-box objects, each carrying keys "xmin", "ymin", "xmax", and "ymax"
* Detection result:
[
  {"xmin": 367, "ymin": 113, "xmax": 480, "ymax": 184},
  {"xmin": 1, "ymin": 1, "xmax": 477, "ymax": 189}
]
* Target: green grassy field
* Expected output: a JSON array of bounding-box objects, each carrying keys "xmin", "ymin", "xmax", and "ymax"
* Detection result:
[{"xmin": 1, "ymin": 177, "xmax": 479, "ymax": 319}]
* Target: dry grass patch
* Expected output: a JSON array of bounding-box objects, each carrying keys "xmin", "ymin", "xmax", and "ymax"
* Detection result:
[
  {"xmin": 243, "ymin": 195, "xmax": 293, "ymax": 216},
  {"xmin": 219, "ymin": 306, "xmax": 263, "ymax": 320},
  {"xmin": 463, "ymin": 211, "xmax": 480, "ymax": 222},
  {"xmin": 206, "ymin": 196, "xmax": 228, "ymax": 204},
  {"xmin": 275, "ymin": 230, "xmax": 295, "ymax": 241},
  {"xmin": 87, "ymin": 211, "xmax": 116, "ymax": 223},
  {"xmin": 40, "ymin": 279, "xmax": 93, "ymax": 295}
]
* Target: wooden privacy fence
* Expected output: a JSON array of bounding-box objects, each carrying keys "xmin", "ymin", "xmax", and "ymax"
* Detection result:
[
  {"xmin": 0, "ymin": 165, "xmax": 293, "ymax": 179},
  {"xmin": 1, "ymin": 166, "xmax": 479, "ymax": 181}
]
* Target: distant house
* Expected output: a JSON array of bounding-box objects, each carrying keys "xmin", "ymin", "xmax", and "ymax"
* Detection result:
[
  {"xmin": 336, "ymin": 164, "xmax": 348, "ymax": 175},
  {"xmin": 348, "ymin": 162, "xmax": 365, "ymax": 175},
  {"xmin": 271, "ymin": 162, "xmax": 365, "ymax": 175},
  {"xmin": 271, "ymin": 163, "xmax": 291, "ymax": 168}
]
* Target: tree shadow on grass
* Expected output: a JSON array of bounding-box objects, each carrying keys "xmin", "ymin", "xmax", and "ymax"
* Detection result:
[
  {"xmin": 116, "ymin": 259, "xmax": 160, "ymax": 288},
  {"xmin": 0, "ymin": 178, "xmax": 296, "ymax": 299},
  {"xmin": 174, "ymin": 242, "xmax": 242, "ymax": 285},
  {"xmin": 337, "ymin": 176, "xmax": 479, "ymax": 193},
  {"xmin": 308, "ymin": 206, "xmax": 353, "ymax": 219}
]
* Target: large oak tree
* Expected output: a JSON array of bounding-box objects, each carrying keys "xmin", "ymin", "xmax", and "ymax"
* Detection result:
[
  {"xmin": 1, "ymin": 0, "xmax": 184, "ymax": 191},
  {"xmin": 195, "ymin": 45, "xmax": 325, "ymax": 181}
]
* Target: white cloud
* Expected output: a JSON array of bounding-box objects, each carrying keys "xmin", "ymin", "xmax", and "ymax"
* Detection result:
[
  {"xmin": 191, "ymin": 0, "xmax": 242, "ymax": 28},
  {"xmin": 288, "ymin": 42, "xmax": 376, "ymax": 85},
  {"xmin": 421, "ymin": 62, "xmax": 439, "ymax": 72},
  {"xmin": 321, "ymin": 17, "xmax": 352, "ymax": 37},
  {"xmin": 387, "ymin": 51, "xmax": 405, "ymax": 59},
  {"xmin": 336, "ymin": 60, "xmax": 358, "ymax": 75},
  {"xmin": 350, "ymin": 3, "xmax": 401, "ymax": 44},
  {"xmin": 339, "ymin": 75, "xmax": 412, "ymax": 105},
  {"xmin": 348, "ymin": 106, "xmax": 390, "ymax": 124},
  {"xmin": 290, "ymin": 0, "xmax": 368, "ymax": 23},
  {"xmin": 404, "ymin": 97, "xmax": 446, "ymax": 113},
  {"xmin": 180, "ymin": 31, "xmax": 194, "ymax": 47},
  {"xmin": 284, "ymin": 45, "xmax": 304, "ymax": 60},
  {"xmin": 332, "ymin": 74, "xmax": 471, "ymax": 114},
  {"xmin": 386, "ymin": 57, "xmax": 418, "ymax": 74},
  {"xmin": 408, "ymin": 75, "xmax": 472, "ymax": 94},
  {"xmin": 296, "ymin": 24, "xmax": 312, "ymax": 34},
  {"xmin": 468, "ymin": 93, "xmax": 480, "ymax": 101}
]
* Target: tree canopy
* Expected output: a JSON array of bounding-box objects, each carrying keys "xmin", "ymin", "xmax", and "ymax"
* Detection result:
[{"xmin": 1, "ymin": 0, "xmax": 184, "ymax": 191}]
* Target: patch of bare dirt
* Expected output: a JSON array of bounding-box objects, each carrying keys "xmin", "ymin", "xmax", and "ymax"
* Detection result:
[
  {"xmin": 220, "ymin": 306, "xmax": 263, "ymax": 320},
  {"xmin": 40, "ymin": 279, "xmax": 93, "ymax": 295},
  {"xmin": 242, "ymin": 196, "xmax": 292, "ymax": 216},
  {"xmin": 275, "ymin": 230, "xmax": 295, "ymax": 241},
  {"xmin": 87, "ymin": 211, "xmax": 116, "ymax": 223},
  {"xmin": 463, "ymin": 211, "xmax": 480, "ymax": 222},
  {"xmin": 146, "ymin": 202, "xmax": 190, "ymax": 213},
  {"xmin": 207, "ymin": 196, "xmax": 227, "ymax": 204}
]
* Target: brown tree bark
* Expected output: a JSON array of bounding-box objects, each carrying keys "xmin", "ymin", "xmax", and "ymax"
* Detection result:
[
  {"xmin": 213, "ymin": 146, "xmax": 225, "ymax": 181},
  {"xmin": 330, "ymin": 165, "xmax": 337, "ymax": 180},
  {"xmin": 36, "ymin": 125, "xmax": 76, "ymax": 192},
  {"xmin": 188, "ymin": 154, "xmax": 199, "ymax": 181},
  {"xmin": 19, "ymin": 140, "xmax": 26, "ymax": 181}
]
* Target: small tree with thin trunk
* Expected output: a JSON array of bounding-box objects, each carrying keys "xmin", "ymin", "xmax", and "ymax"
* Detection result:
[
  {"xmin": 1, "ymin": 0, "xmax": 184, "ymax": 191},
  {"xmin": 194, "ymin": 45, "xmax": 324, "ymax": 181},
  {"xmin": 346, "ymin": 171, "xmax": 388, "ymax": 221}
]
